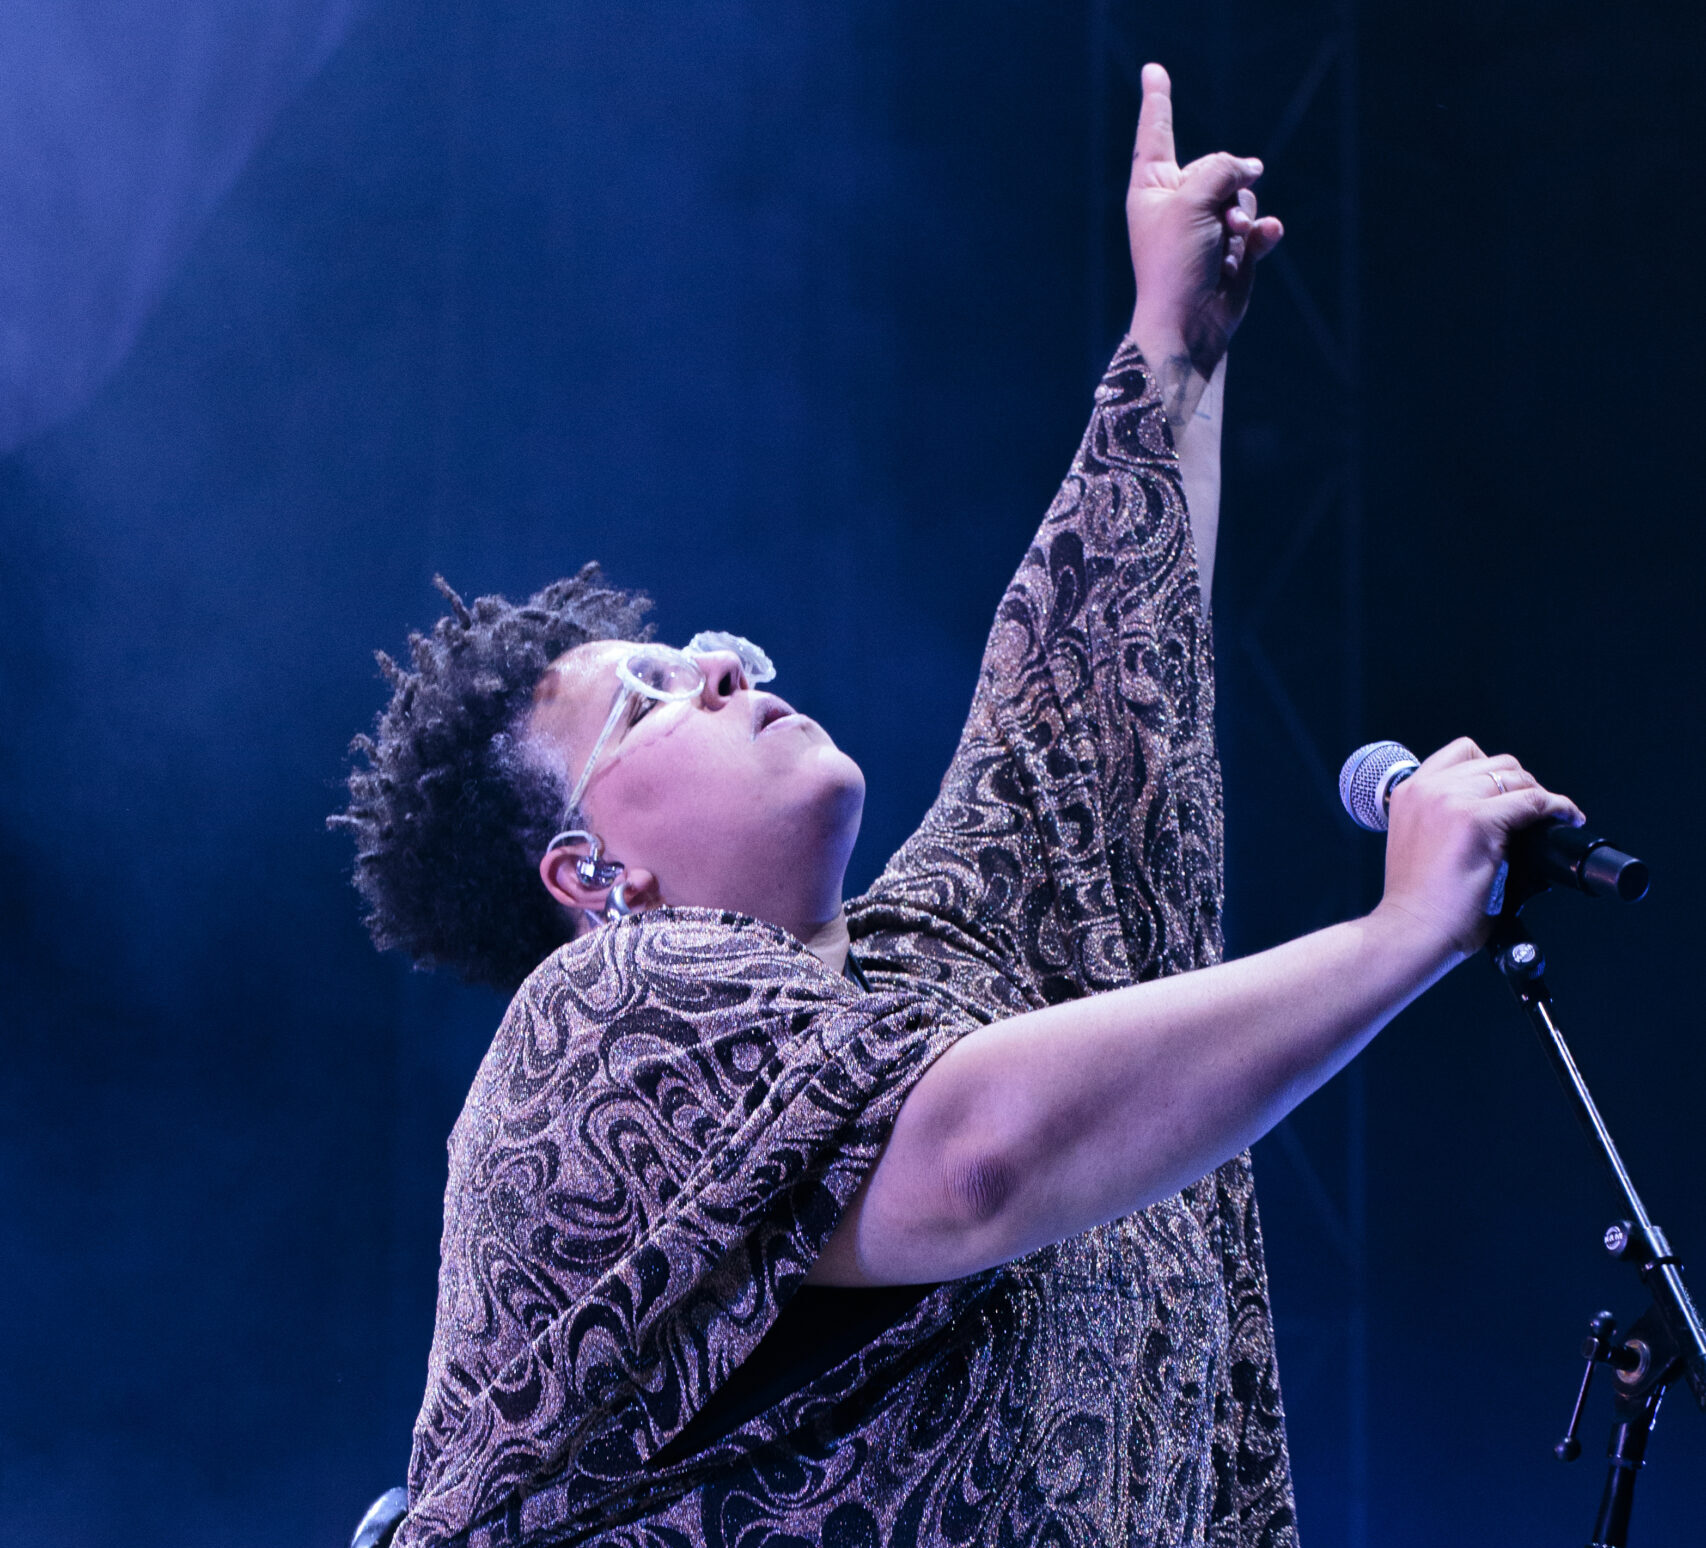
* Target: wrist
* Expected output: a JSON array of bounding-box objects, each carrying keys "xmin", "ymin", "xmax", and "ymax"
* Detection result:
[
  {"xmin": 1126, "ymin": 311, "xmax": 1187, "ymax": 372},
  {"xmin": 1127, "ymin": 316, "xmax": 1208, "ymax": 435},
  {"xmin": 1366, "ymin": 897, "xmax": 1472, "ymax": 980}
]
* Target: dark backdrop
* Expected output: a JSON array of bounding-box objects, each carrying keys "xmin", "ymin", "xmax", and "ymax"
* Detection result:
[{"xmin": 2, "ymin": 3, "xmax": 1699, "ymax": 1544}]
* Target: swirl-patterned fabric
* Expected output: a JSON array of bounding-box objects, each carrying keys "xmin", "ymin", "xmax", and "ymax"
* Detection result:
[{"xmin": 397, "ymin": 342, "xmax": 1299, "ymax": 1547}]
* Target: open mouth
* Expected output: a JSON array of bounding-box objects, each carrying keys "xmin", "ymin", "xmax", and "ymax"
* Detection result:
[{"xmin": 754, "ymin": 695, "xmax": 796, "ymax": 734}]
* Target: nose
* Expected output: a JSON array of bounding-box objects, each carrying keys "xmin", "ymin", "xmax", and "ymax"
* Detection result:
[{"xmin": 695, "ymin": 649, "xmax": 748, "ymax": 708}]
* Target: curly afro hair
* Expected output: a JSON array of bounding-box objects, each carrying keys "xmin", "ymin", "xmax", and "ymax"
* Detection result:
[{"xmin": 329, "ymin": 564, "xmax": 651, "ymax": 993}]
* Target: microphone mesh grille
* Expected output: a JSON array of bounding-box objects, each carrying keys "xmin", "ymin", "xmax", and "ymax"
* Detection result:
[{"xmin": 1339, "ymin": 741, "xmax": 1419, "ymax": 832}]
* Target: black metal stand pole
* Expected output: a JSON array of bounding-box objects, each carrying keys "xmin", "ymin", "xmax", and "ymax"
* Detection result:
[
  {"xmin": 1589, "ymin": 1387, "xmax": 1662, "ymax": 1548},
  {"xmin": 1485, "ymin": 918, "xmax": 1705, "ymax": 1545}
]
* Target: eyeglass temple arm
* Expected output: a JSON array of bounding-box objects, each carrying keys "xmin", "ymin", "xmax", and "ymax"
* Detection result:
[{"xmin": 563, "ymin": 686, "xmax": 632, "ymax": 818}]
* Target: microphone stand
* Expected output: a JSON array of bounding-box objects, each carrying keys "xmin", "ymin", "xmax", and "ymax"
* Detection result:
[{"xmin": 1484, "ymin": 911, "xmax": 1706, "ymax": 1546}]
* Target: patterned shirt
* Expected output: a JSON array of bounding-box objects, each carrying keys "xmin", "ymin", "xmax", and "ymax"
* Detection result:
[{"xmin": 396, "ymin": 340, "xmax": 1298, "ymax": 1547}]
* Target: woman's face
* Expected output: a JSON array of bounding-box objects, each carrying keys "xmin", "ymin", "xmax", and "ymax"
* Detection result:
[{"xmin": 528, "ymin": 639, "xmax": 865, "ymax": 936}]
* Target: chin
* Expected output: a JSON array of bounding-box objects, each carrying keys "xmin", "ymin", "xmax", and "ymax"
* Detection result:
[
  {"xmin": 784, "ymin": 745, "xmax": 864, "ymax": 863},
  {"xmin": 817, "ymin": 745, "xmax": 866, "ymax": 825}
]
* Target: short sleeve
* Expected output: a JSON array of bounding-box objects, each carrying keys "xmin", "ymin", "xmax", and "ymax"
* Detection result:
[{"xmin": 397, "ymin": 908, "xmax": 977, "ymax": 1545}]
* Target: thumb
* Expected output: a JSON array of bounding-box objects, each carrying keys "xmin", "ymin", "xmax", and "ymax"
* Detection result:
[{"xmin": 1179, "ymin": 151, "xmax": 1264, "ymax": 209}]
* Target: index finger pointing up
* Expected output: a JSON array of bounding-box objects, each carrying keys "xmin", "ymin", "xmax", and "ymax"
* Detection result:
[{"xmin": 1134, "ymin": 62, "xmax": 1176, "ymax": 168}]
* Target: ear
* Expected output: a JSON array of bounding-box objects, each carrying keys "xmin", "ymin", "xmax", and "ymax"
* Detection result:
[{"xmin": 538, "ymin": 844, "xmax": 661, "ymax": 915}]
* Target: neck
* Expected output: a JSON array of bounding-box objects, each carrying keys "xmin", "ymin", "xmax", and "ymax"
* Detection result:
[{"xmin": 797, "ymin": 907, "xmax": 851, "ymax": 974}]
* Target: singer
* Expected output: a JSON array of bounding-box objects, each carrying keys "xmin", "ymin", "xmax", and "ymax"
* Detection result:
[{"xmin": 332, "ymin": 66, "xmax": 1578, "ymax": 1548}]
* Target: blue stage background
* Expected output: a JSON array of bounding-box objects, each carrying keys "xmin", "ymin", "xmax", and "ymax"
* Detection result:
[{"xmin": 2, "ymin": 2, "xmax": 1700, "ymax": 1543}]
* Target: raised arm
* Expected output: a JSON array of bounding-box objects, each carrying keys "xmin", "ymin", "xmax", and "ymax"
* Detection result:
[
  {"xmin": 1125, "ymin": 62, "xmax": 1281, "ymax": 597},
  {"xmin": 814, "ymin": 740, "xmax": 1583, "ymax": 1285},
  {"xmin": 855, "ymin": 65, "xmax": 1283, "ymax": 993}
]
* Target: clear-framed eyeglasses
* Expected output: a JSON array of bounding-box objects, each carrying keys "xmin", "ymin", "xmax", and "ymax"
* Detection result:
[{"xmin": 546, "ymin": 630, "xmax": 775, "ymax": 886}]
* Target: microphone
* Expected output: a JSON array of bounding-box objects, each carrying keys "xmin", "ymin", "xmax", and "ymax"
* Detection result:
[
  {"xmin": 1337, "ymin": 740, "xmax": 1649, "ymax": 904},
  {"xmin": 1338, "ymin": 740, "xmax": 1420, "ymax": 831}
]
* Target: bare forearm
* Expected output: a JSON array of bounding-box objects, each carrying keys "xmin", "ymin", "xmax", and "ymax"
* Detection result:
[
  {"xmin": 826, "ymin": 906, "xmax": 1458, "ymax": 1284},
  {"xmin": 1126, "ymin": 323, "xmax": 1222, "ymax": 602},
  {"xmin": 1175, "ymin": 355, "xmax": 1224, "ymax": 602}
]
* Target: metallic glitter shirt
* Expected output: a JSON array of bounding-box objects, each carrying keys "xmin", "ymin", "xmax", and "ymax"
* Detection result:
[{"xmin": 397, "ymin": 342, "xmax": 1297, "ymax": 1547}]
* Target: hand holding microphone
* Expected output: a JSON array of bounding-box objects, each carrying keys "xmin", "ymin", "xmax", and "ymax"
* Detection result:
[{"xmin": 1341, "ymin": 737, "xmax": 1591, "ymax": 956}]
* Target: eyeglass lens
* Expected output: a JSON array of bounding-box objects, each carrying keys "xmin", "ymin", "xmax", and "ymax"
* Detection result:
[{"xmin": 624, "ymin": 649, "xmax": 702, "ymax": 696}]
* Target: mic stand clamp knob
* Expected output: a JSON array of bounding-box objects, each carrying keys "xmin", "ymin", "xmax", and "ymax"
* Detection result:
[{"xmin": 1556, "ymin": 1310, "xmax": 1621, "ymax": 1463}]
